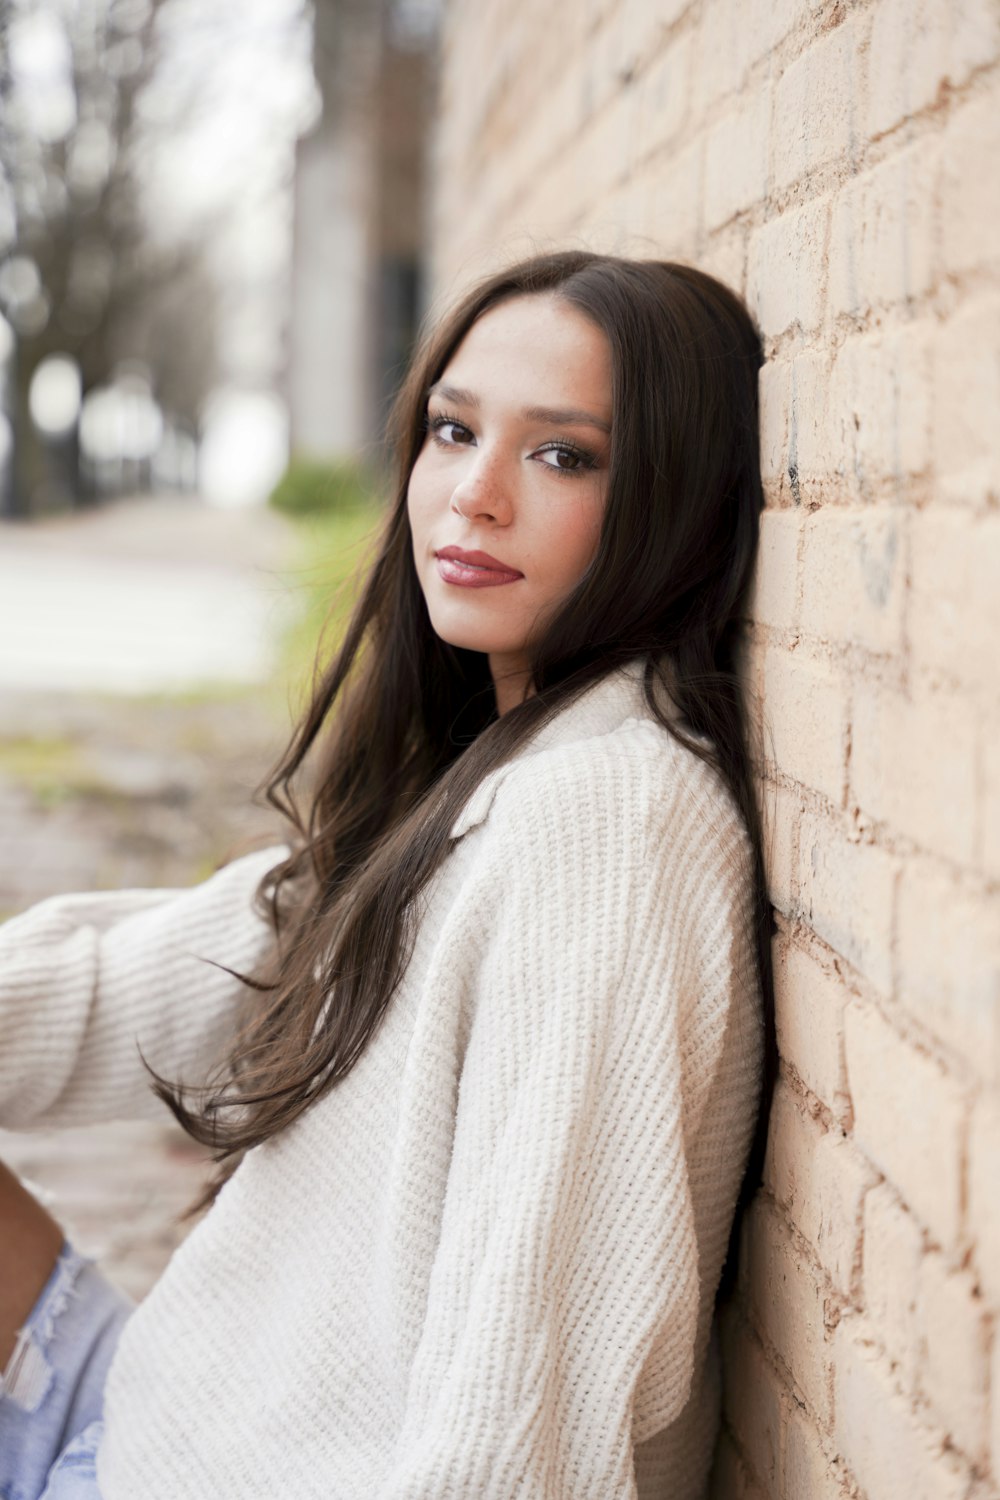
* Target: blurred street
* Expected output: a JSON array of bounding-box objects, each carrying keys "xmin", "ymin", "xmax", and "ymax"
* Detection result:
[{"xmin": 0, "ymin": 496, "xmax": 299, "ymax": 1301}]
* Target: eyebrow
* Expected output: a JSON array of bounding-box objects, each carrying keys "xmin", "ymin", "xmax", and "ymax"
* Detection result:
[{"xmin": 427, "ymin": 382, "xmax": 612, "ymax": 436}]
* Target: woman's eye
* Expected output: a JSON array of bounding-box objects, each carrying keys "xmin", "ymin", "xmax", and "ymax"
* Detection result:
[
  {"xmin": 536, "ymin": 445, "xmax": 594, "ymax": 474},
  {"xmin": 429, "ymin": 415, "xmax": 474, "ymax": 446}
]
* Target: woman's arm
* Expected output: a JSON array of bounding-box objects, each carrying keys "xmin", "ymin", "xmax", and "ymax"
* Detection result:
[
  {"xmin": 0, "ymin": 844, "xmax": 287, "ymax": 1131},
  {"xmin": 376, "ymin": 734, "xmax": 738, "ymax": 1500}
]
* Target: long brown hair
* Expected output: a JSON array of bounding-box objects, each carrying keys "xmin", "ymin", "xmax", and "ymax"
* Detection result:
[{"xmin": 152, "ymin": 249, "xmax": 776, "ymax": 1296}]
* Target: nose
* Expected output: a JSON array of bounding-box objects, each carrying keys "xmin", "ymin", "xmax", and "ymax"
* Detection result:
[{"xmin": 450, "ymin": 448, "xmax": 513, "ymax": 526}]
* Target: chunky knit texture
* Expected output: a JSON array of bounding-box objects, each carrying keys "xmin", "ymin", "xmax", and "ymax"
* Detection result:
[{"xmin": 0, "ymin": 662, "xmax": 763, "ymax": 1500}]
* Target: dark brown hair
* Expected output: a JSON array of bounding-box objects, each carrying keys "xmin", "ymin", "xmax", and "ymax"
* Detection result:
[{"xmin": 152, "ymin": 249, "xmax": 776, "ymax": 1297}]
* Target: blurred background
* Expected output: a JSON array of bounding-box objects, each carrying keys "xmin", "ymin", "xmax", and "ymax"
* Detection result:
[{"xmin": 0, "ymin": 0, "xmax": 439, "ymax": 1298}]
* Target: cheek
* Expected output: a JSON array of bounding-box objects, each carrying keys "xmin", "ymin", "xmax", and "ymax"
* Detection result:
[{"xmin": 542, "ymin": 496, "xmax": 605, "ymax": 590}]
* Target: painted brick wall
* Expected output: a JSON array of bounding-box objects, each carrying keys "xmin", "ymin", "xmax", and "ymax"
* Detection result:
[{"xmin": 427, "ymin": 3, "xmax": 1000, "ymax": 1496}]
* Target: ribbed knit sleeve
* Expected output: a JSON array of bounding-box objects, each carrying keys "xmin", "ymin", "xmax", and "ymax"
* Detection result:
[
  {"xmin": 376, "ymin": 725, "xmax": 740, "ymax": 1500},
  {"xmin": 0, "ymin": 844, "xmax": 286, "ymax": 1130}
]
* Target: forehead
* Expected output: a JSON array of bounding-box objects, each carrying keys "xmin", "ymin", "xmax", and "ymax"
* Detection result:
[{"xmin": 438, "ymin": 294, "xmax": 612, "ymax": 416}]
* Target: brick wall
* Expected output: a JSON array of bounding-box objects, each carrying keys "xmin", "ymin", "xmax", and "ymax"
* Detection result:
[{"xmin": 428, "ymin": 2, "xmax": 1000, "ymax": 1496}]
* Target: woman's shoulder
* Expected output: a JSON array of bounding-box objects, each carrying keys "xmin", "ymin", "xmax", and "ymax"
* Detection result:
[{"xmin": 452, "ymin": 702, "xmax": 750, "ymax": 895}]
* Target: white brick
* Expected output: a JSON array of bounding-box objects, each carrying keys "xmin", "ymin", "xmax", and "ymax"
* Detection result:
[
  {"xmin": 749, "ymin": 507, "xmax": 800, "ymax": 632},
  {"xmin": 828, "ymin": 140, "xmax": 938, "ymax": 318},
  {"xmin": 747, "ymin": 196, "xmax": 829, "ymax": 338},
  {"xmin": 932, "ymin": 295, "xmax": 1000, "ymax": 507},
  {"xmin": 863, "ymin": 1183, "xmax": 924, "ymax": 1391},
  {"xmin": 774, "ymin": 943, "xmax": 848, "ymax": 1114},
  {"xmin": 764, "ymin": 1081, "xmax": 875, "ymax": 1294},
  {"xmin": 827, "ymin": 320, "xmax": 933, "ymax": 495},
  {"xmin": 868, "ymin": 0, "xmax": 1000, "ymax": 139},
  {"xmin": 845, "ymin": 1003, "xmax": 966, "ymax": 1246},
  {"xmin": 704, "ymin": 84, "xmax": 770, "ymax": 230},
  {"xmin": 745, "ymin": 1199, "xmax": 833, "ymax": 1422},
  {"xmin": 968, "ymin": 1094, "xmax": 1000, "ymax": 1307},
  {"xmin": 918, "ymin": 1253, "xmax": 991, "ymax": 1465},
  {"xmin": 910, "ymin": 508, "xmax": 1000, "ymax": 700},
  {"xmin": 897, "ymin": 859, "xmax": 1000, "ymax": 1083},
  {"xmin": 799, "ymin": 812, "xmax": 896, "ymax": 995},
  {"xmin": 719, "ymin": 1310, "xmax": 783, "ymax": 1491},
  {"xmin": 800, "ymin": 507, "xmax": 906, "ymax": 656},
  {"xmin": 851, "ymin": 675, "xmax": 978, "ymax": 864},
  {"xmin": 833, "ymin": 1322, "xmax": 973, "ymax": 1500},
  {"xmin": 772, "ymin": 19, "xmax": 860, "ymax": 192},
  {"xmin": 764, "ymin": 648, "xmax": 846, "ymax": 804}
]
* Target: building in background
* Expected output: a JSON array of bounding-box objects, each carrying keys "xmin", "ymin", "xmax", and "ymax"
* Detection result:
[{"xmin": 285, "ymin": 0, "xmax": 437, "ymax": 469}]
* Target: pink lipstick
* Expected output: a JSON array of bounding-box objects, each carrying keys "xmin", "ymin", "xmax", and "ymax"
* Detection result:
[{"xmin": 435, "ymin": 546, "xmax": 524, "ymax": 588}]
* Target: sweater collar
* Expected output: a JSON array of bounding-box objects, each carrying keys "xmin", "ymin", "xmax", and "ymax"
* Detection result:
[{"xmin": 448, "ymin": 655, "xmax": 683, "ymax": 841}]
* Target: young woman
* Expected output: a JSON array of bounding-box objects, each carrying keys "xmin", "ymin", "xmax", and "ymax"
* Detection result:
[{"xmin": 0, "ymin": 250, "xmax": 774, "ymax": 1500}]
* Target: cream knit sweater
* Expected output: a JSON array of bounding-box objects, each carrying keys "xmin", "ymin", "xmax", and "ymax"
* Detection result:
[{"xmin": 0, "ymin": 661, "xmax": 763, "ymax": 1500}]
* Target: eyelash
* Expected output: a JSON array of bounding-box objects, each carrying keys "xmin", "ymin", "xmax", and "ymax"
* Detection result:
[{"xmin": 425, "ymin": 411, "xmax": 599, "ymax": 478}]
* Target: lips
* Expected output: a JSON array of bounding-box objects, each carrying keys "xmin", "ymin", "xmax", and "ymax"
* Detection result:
[
  {"xmin": 435, "ymin": 546, "xmax": 523, "ymax": 577},
  {"xmin": 434, "ymin": 545, "xmax": 524, "ymax": 589}
]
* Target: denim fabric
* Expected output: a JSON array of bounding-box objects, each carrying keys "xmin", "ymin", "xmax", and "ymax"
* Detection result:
[{"xmin": 0, "ymin": 1243, "xmax": 132, "ymax": 1500}]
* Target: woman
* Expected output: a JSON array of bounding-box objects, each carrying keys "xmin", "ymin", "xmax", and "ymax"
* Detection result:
[{"xmin": 0, "ymin": 250, "xmax": 774, "ymax": 1500}]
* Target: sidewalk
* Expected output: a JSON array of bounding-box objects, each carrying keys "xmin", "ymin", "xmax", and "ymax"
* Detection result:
[{"xmin": 0, "ymin": 496, "xmax": 302, "ymax": 1301}]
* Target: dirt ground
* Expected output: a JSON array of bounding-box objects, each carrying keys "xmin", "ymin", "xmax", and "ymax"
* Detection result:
[{"xmin": 0, "ymin": 497, "xmax": 303, "ymax": 1302}]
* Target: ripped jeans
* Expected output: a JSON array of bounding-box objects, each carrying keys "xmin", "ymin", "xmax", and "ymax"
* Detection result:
[{"xmin": 0, "ymin": 1243, "xmax": 132, "ymax": 1500}]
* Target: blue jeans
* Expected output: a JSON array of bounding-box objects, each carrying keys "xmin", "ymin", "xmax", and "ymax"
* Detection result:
[{"xmin": 0, "ymin": 1243, "xmax": 132, "ymax": 1500}]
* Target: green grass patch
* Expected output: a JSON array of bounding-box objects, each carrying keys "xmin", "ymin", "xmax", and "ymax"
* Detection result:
[{"xmin": 277, "ymin": 502, "xmax": 385, "ymax": 709}]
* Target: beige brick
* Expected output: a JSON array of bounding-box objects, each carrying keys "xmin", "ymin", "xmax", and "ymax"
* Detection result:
[
  {"xmin": 851, "ymin": 675, "xmax": 978, "ymax": 864},
  {"xmin": 983, "ymin": 710, "xmax": 1000, "ymax": 884},
  {"xmin": 774, "ymin": 943, "xmax": 848, "ymax": 1115},
  {"xmin": 745, "ymin": 1199, "xmax": 833, "ymax": 1422},
  {"xmin": 758, "ymin": 779, "xmax": 797, "ymax": 917},
  {"xmin": 991, "ymin": 1331, "xmax": 1000, "ymax": 1484},
  {"xmin": 788, "ymin": 348, "xmax": 837, "ymax": 487},
  {"xmin": 800, "ymin": 507, "xmax": 906, "ymax": 656},
  {"xmin": 709, "ymin": 1429, "xmax": 766, "ymax": 1500},
  {"xmin": 827, "ymin": 320, "xmax": 933, "ymax": 494},
  {"xmin": 691, "ymin": 0, "xmax": 749, "ymax": 113},
  {"xmin": 772, "ymin": 19, "xmax": 860, "ymax": 192},
  {"xmin": 932, "ymin": 295, "xmax": 1000, "ymax": 507},
  {"xmin": 697, "ymin": 224, "xmax": 747, "ymax": 301},
  {"xmin": 910, "ymin": 508, "xmax": 1000, "ymax": 700},
  {"xmin": 764, "ymin": 1081, "xmax": 875, "ymax": 1294},
  {"xmin": 799, "ymin": 811, "xmax": 896, "ymax": 994},
  {"xmin": 720, "ymin": 1310, "xmax": 783, "ymax": 1492},
  {"xmin": 704, "ymin": 84, "xmax": 770, "ymax": 230},
  {"xmin": 897, "ymin": 859, "xmax": 1000, "ymax": 1083},
  {"xmin": 764, "ymin": 648, "xmax": 846, "ymax": 805},
  {"xmin": 845, "ymin": 1003, "xmax": 966, "ymax": 1246},
  {"xmin": 747, "ymin": 196, "xmax": 829, "ymax": 339},
  {"xmin": 863, "ymin": 1182, "xmax": 924, "ymax": 1391},
  {"xmin": 632, "ymin": 29, "xmax": 692, "ymax": 165},
  {"xmin": 783, "ymin": 1404, "xmax": 849, "ymax": 1500},
  {"xmin": 868, "ymin": 0, "xmax": 1000, "ymax": 140},
  {"xmin": 750, "ymin": 507, "xmax": 801, "ymax": 631},
  {"xmin": 637, "ymin": 137, "xmax": 701, "ymax": 256},
  {"xmin": 828, "ymin": 140, "xmax": 938, "ymax": 319},
  {"xmin": 833, "ymin": 1322, "xmax": 973, "ymax": 1500},
  {"xmin": 968, "ymin": 1094, "xmax": 1000, "ymax": 1307},
  {"xmin": 918, "ymin": 1253, "xmax": 991, "ymax": 1466},
  {"xmin": 758, "ymin": 358, "xmax": 791, "ymax": 495},
  {"xmin": 942, "ymin": 92, "xmax": 1000, "ymax": 277}
]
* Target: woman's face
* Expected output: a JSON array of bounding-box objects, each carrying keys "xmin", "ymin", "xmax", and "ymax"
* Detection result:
[{"xmin": 407, "ymin": 293, "xmax": 613, "ymax": 706}]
